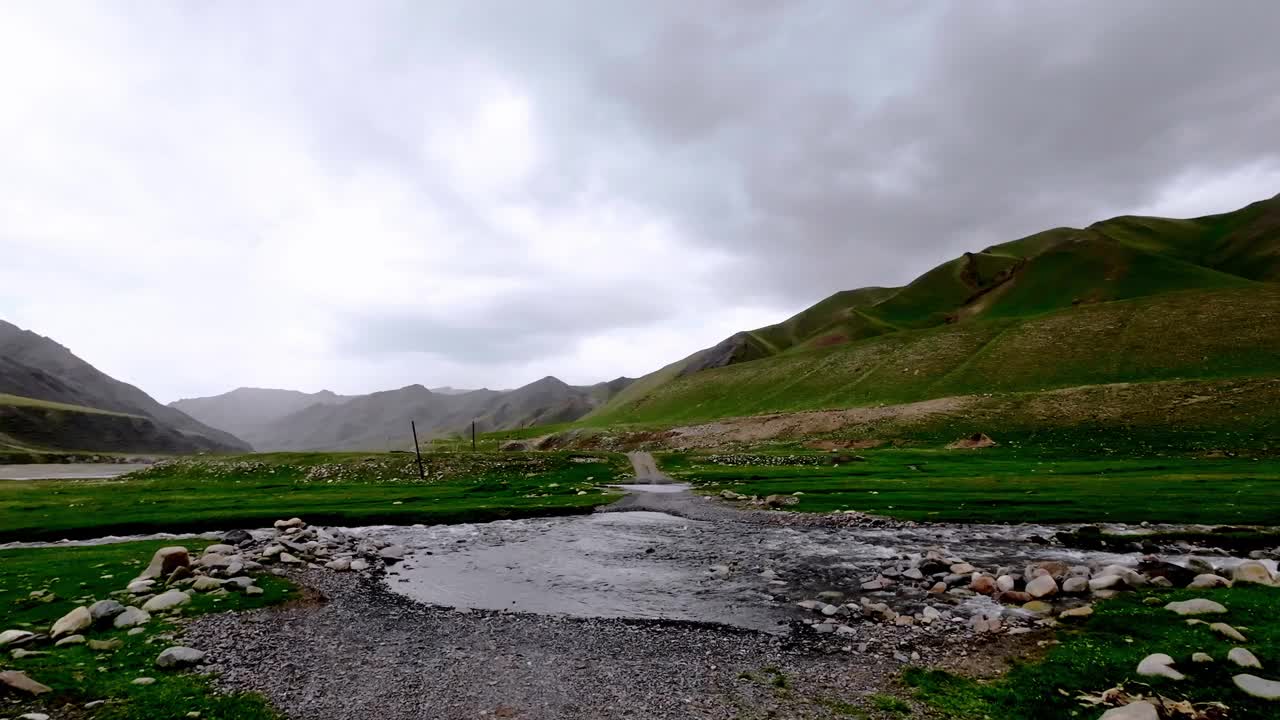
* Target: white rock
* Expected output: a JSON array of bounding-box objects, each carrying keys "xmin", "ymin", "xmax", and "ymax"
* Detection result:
[
  {"xmin": 51, "ymin": 606, "xmax": 92, "ymax": 639},
  {"xmin": 1026, "ymin": 574, "xmax": 1058, "ymax": 598},
  {"xmin": 1188, "ymin": 574, "xmax": 1232, "ymax": 589},
  {"xmin": 1164, "ymin": 598, "xmax": 1227, "ymax": 615},
  {"xmin": 142, "ymin": 590, "xmax": 191, "ymax": 613},
  {"xmin": 1136, "ymin": 653, "xmax": 1184, "ymax": 680},
  {"xmin": 113, "ymin": 606, "xmax": 151, "ymax": 628},
  {"xmin": 1233, "ymin": 560, "xmax": 1277, "ymax": 586},
  {"xmin": 325, "ymin": 558, "xmax": 352, "ymax": 572},
  {"xmin": 996, "ymin": 575, "xmax": 1016, "ymax": 592},
  {"xmin": 274, "ymin": 517, "xmax": 306, "ymax": 530},
  {"xmin": 137, "ymin": 546, "xmax": 190, "ymax": 581},
  {"xmin": 0, "ymin": 629, "xmax": 37, "ymax": 647},
  {"xmin": 191, "ymin": 577, "xmax": 223, "ymax": 592},
  {"xmin": 1211, "ymin": 622, "xmax": 1247, "ymax": 642},
  {"xmin": 1233, "ymin": 674, "xmax": 1280, "ymax": 700},
  {"xmin": 278, "ymin": 552, "xmax": 303, "ymax": 564},
  {"xmin": 350, "ymin": 559, "xmax": 369, "ymax": 572},
  {"xmin": 127, "ymin": 579, "xmax": 156, "ymax": 594},
  {"xmin": 1089, "ymin": 575, "xmax": 1125, "ymax": 591},
  {"xmin": 155, "ymin": 646, "xmax": 206, "ymax": 668},
  {"xmin": 1099, "ymin": 702, "xmax": 1159, "ymax": 720},
  {"xmin": 132, "ymin": 677, "xmax": 156, "ymax": 685},
  {"xmin": 19, "ymin": 713, "xmax": 52, "ymax": 720},
  {"xmin": 1228, "ymin": 647, "xmax": 1262, "ymax": 669},
  {"xmin": 1062, "ymin": 577, "xmax": 1089, "ymax": 594},
  {"xmin": 203, "ymin": 544, "xmax": 235, "ymax": 555},
  {"xmin": 1192, "ymin": 652, "xmax": 1213, "ymax": 663}
]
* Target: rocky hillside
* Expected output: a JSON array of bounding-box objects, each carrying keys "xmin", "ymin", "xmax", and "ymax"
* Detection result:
[
  {"xmin": 175, "ymin": 376, "xmax": 633, "ymax": 451},
  {"xmin": 0, "ymin": 320, "xmax": 250, "ymax": 453},
  {"xmin": 591, "ymin": 194, "xmax": 1280, "ymax": 429}
]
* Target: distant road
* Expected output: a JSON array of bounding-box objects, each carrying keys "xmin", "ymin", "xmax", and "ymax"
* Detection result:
[
  {"xmin": 0, "ymin": 464, "xmax": 148, "ymax": 481},
  {"xmin": 626, "ymin": 452, "xmax": 674, "ymax": 484}
]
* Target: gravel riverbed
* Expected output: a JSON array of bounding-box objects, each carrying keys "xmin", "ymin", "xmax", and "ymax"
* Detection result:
[{"xmin": 187, "ymin": 569, "xmax": 1010, "ymax": 720}]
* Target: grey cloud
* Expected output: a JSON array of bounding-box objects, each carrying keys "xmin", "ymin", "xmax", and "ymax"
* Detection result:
[{"xmin": 451, "ymin": 0, "xmax": 1280, "ymax": 302}]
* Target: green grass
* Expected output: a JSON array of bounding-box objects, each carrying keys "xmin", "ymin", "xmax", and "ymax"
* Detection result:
[
  {"xmin": 0, "ymin": 451, "xmax": 627, "ymax": 542},
  {"xmin": 0, "ymin": 393, "xmax": 143, "ymax": 417},
  {"xmin": 662, "ymin": 448, "xmax": 1280, "ymax": 524},
  {"xmin": 587, "ymin": 285, "xmax": 1280, "ymax": 429},
  {"xmin": 904, "ymin": 585, "xmax": 1280, "ymax": 719},
  {"xmin": 0, "ymin": 539, "xmax": 293, "ymax": 719}
]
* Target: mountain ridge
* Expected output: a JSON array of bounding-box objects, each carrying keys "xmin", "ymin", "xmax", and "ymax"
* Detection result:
[
  {"xmin": 590, "ymin": 193, "xmax": 1280, "ymax": 427},
  {"xmin": 0, "ymin": 320, "xmax": 250, "ymax": 453},
  {"xmin": 173, "ymin": 375, "xmax": 635, "ymax": 451}
]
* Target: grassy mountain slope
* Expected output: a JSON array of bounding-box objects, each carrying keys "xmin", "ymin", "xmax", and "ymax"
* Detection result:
[
  {"xmin": 590, "ymin": 195, "xmax": 1280, "ymax": 429},
  {"xmin": 0, "ymin": 393, "xmax": 238, "ymax": 454},
  {"xmin": 0, "ymin": 321, "xmax": 249, "ymax": 452}
]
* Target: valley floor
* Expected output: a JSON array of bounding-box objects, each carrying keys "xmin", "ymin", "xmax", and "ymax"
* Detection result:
[{"xmin": 2, "ymin": 450, "xmax": 1278, "ymax": 719}]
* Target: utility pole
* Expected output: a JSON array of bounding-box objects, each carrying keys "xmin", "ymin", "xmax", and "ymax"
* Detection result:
[
  {"xmin": 471, "ymin": 421, "xmax": 476, "ymax": 452},
  {"xmin": 411, "ymin": 421, "xmax": 426, "ymax": 482}
]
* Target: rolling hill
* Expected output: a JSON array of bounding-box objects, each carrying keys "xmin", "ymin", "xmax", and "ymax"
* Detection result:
[
  {"xmin": 174, "ymin": 376, "xmax": 634, "ymax": 451},
  {"xmin": 589, "ymin": 194, "xmax": 1280, "ymax": 434},
  {"xmin": 0, "ymin": 320, "xmax": 250, "ymax": 454}
]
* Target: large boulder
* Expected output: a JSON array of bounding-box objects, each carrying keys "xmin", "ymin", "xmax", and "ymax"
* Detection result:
[
  {"xmin": 1026, "ymin": 574, "xmax": 1059, "ymax": 599},
  {"xmin": 1233, "ymin": 674, "xmax": 1280, "ymax": 700},
  {"xmin": 1164, "ymin": 598, "xmax": 1227, "ymax": 616},
  {"xmin": 156, "ymin": 646, "xmax": 206, "ymax": 668},
  {"xmin": 1136, "ymin": 653, "xmax": 1184, "ymax": 681},
  {"xmin": 113, "ymin": 607, "xmax": 151, "ymax": 629},
  {"xmin": 141, "ymin": 590, "xmax": 191, "ymax": 613},
  {"xmin": 1232, "ymin": 560, "xmax": 1277, "ymax": 586},
  {"xmin": 89, "ymin": 599, "xmax": 126, "ymax": 624},
  {"xmin": 0, "ymin": 629, "xmax": 37, "ymax": 648},
  {"xmin": 137, "ymin": 547, "xmax": 190, "ymax": 581},
  {"xmin": 0, "ymin": 670, "xmax": 52, "ymax": 696},
  {"xmin": 50, "ymin": 606, "xmax": 92, "ymax": 639}
]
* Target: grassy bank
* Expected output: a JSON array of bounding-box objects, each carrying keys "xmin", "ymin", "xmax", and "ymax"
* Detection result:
[
  {"xmin": 661, "ymin": 448, "xmax": 1280, "ymax": 524},
  {"xmin": 0, "ymin": 451, "xmax": 627, "ymax": 542},
  {"xmin": 0, "ymin": 539, "xmax": 292, "ymax": 719},
  {"xmin": 904, "ymin": 585, "xmax": 1280, "ymax": 719}
]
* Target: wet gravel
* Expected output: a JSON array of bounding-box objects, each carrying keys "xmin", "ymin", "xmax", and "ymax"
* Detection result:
[{"xmin": 186, "ymin": 570, "xmax": 974, "ymax": 720}]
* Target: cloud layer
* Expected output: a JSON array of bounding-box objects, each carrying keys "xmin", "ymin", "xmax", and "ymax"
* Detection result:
[{"xmin": 3, "ymin": 1, "xmax": 1278, "ymax": 401}]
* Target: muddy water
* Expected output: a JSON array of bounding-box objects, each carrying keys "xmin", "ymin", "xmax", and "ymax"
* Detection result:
[
  {"xmin": 0, "ymin": 463, "xmax": 149, "ymax": 480},
  {"xmin": 371, "ymin": 492, "xmax": 1246, "ymax": 633}
]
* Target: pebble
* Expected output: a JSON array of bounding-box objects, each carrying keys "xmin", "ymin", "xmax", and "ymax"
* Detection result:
[
  {"xmin": 1192, "ymin": 652, "xmax": 1213, "ymax": 663},
  {"xmin": 132, "ymin": 676, "xmax": 156, "ymax": 685}
]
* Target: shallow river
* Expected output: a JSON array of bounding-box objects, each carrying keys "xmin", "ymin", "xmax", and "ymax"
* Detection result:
[
  {"xmin": 364, "ymin": 497, "xmax": 1252, "ymax": 633},
  {"xmin": 0, "ymin": 463, "xmax": 149, "ymax": 480}
]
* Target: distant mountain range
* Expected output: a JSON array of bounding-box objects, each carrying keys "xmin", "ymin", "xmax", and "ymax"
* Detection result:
[
  {"xmin": 170, "ymin": 376, "xmax": 633, "ymax": 451},
  {"xmin": 0, "ymin": 320, "xmax": 249, "ymax": 454}
]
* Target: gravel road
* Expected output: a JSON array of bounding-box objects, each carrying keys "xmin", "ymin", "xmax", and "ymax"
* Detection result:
[{"xmin": 187, "ymin": 570, "xmax": 953, "ymax": 720}]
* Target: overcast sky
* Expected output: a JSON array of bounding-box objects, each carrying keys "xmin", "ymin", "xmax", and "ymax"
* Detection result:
[{"xmin": 3, "ymin": 1, "xmax": 1279, "ymax": 403}]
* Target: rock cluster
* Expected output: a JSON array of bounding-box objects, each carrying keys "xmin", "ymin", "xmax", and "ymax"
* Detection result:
[{"xmin": 791, "ymin": 550, "xmax": 1279, "ymax": 642}]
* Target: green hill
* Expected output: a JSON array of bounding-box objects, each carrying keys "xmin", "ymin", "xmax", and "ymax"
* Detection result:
[{"xmin": 590, "ymin": 195, "xmax": 1280, "ymax": 432}]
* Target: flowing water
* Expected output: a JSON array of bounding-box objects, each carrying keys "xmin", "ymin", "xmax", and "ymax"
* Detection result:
[
  {"xmin": 367, "ymin": 488, "xmax": 1256, "ymax": 633},
  {"xmin": 0, "ymin": 463, "xmax": 150, "ymax": 480}
]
